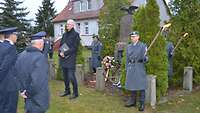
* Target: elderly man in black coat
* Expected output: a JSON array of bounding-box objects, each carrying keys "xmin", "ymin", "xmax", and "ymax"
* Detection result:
[
  {"xmin": 15, "ymin": 31, "xmax": 49, "ymax": 113},
  {"xmin": 59, "ymin": 19, "xmax": 80, "ymax": 99},
  {"xmin": 0, "ymin": 27, "xmax": 18, "ymax": 113}
]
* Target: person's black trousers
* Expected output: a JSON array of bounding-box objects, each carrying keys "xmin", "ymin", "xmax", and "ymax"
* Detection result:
[
  {"xmin": 62, "ymin": 67, "xmax": 78, "ymax": 96},
  {"xmin": 131, "ymin": 90, "xmax": 145, "ymax": 105}
]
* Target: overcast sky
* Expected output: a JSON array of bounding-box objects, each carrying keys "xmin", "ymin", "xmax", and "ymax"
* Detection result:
[{"xmin": 18, "ymin": 0, "xmax": 69, "ymax": 24}]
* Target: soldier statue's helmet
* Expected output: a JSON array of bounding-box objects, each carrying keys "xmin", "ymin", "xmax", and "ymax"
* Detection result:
[
  {"xmin": 0, "ymin": 27, "xmax": 18, "ymax": 35},
  {"xmin": 129, "ymin": 31, "xmax": 139, "ymax": 37},
  {"xmin": 31, "ymin": 31, "xmax": 46, "ymax": 40}
]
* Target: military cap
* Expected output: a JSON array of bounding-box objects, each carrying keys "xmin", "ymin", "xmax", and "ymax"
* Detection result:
[
  {"xmin": 92, "ymin": 35, "xmax": 99, "ymax": 39},
  {"xmin": 31, "ymin": 31, "xmax": 46, "ymax": 40},
  {"xmin": 0, "ymin": 27, "xmax": 18, "ymax": 35},
  {"xmin": 129, "ymin": 31, "xmax": 139, "ymax": 37}
]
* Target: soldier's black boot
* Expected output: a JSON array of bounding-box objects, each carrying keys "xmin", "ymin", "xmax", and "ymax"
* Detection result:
[
  {"xmin": 125, "ymin": 91, "xmax": 136, "ymax": 107},
  {"xmin": 138, "ymin": 90, "xmax": 145, "ymax": 111},
  {"xmin": 124, "ymin": 97, "xmax": 136, "ymax": 107},
  {"xmin": 138, "ymin": 103, "xmax": 145, "ymax": 111}
]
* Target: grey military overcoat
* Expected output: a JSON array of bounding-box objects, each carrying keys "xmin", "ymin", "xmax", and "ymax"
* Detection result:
[
  {"xmin": 91, "ymin": 40, "xmax": 102, "ymax": 69},
  {"xmin": 125, "ymin": 41, "xmax": 147, "ymax": 91}
]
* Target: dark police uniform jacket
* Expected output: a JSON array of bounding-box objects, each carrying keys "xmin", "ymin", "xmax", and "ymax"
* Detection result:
[
  {"xmin": 91, "ymin": 40, "xmax": 102, "ymax": 68},
  {"xmin": 59, "ymin": 28, "xmax": 80, "ymax": 69},
  {"xmin": 0, "ymin": 40, "xmax": 18, "ymax": 92},
  {"xmin": 15, "ymin": 46, "xmax": 49, "ymax": 112},
  {"xmin": 125, "ymin": 41, "xmax": 148, "ymax": 91}
]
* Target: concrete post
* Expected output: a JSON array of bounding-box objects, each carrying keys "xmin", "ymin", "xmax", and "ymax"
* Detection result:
[
  {"xmin": 88, "ymin": 57, "xmax": 93, "ymax": 73},
  {"xmin": 48, "ymin": 59, "xmax": 55, "ymax": 80},
  {"xmin": 84, "ymin": 57, "xmax": 90, "ymax": 74},
  {"xmin": 96, "ymin": 67, "xmax": 105, "ymax": 91},
  {"xmin": 183, "ymin": 66, "xmax": 193, "ymax": 92},
  {"xmin": 75, "ymin": 64, "xmax": 84, "ymax": 85},
  {"xmin": 146, "ymin": 75, "xmax": 157, "ymax": 108}
]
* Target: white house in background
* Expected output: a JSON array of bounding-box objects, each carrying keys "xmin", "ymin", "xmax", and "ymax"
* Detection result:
[
  {"xmin": 52, "ymin": 0, "xmax": 104, "ymax": 46},
  {"xmin": 52, "ymin": 0, "xmax": 170, "ymax": 46}
]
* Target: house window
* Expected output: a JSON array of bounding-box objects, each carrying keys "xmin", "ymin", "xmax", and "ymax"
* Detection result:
[
  {"xmin": 60, "ymin": 24, "xmax": 64, "ymax": 35},
  {"xmin": 80, "ymin": 1, "xmax": 87, "ymax": 12},
  {"xmin": 87, "ymin": 0, "xmax": 92, "ymax": 10},
  {"xmin": 76, "ymin": 23, "xmax": 80, "ymax": 33},
  {"xmin": 84, "ymin": 22, "xmax": 89, "ymax": 34}
]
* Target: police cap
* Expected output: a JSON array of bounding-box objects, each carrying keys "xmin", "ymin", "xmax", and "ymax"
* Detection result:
[
  {"xmin": 0, "ymin": 27, "xmax": 18, "ymax": 35},
  {"xmin": 31, "ymin": 31, "xmax": 46, "ymax": 40}
]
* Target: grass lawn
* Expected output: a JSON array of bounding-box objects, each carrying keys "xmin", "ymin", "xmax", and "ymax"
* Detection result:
[
  {"xmin": 157, "ymin": 89, "xmax": 200, "ymax": 113},
  {"xmin": 17, "ymin": 48, "xmax": 200, "ymax": 113},
  {"xmin": 17, "ymin": 80, "xmax": 200, "ymax": 113},
  {"xmin": 17, "ymin": 80, "xmax": 153, "ymax": 113}
]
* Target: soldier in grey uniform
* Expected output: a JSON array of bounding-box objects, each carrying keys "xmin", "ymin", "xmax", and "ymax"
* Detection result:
[
  {"xmin": 91, "ymin": 35, "xmax": 102, "ymax": 73},
  {"xmin": 125, "ymin": 31, "xmax": 148, "ymax": 112},
  {"xmin": 166, "ymin": 41, "xmax": 174, "ymax": 86}
]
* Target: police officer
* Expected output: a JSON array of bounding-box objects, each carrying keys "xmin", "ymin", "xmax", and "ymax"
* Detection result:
[
  {"xmin": 0, "ymin": 27, "xmax": 19, "ymax": 113},
  {"xmin": 91, "ymin": 35, "xmax": 102, "ymax": 73},
  {"xmin": 166, "ymin": 41, "xmax": 174, "ymax": 86},
  {"xmin": 125, "ymin": 31, "xmax": 148, "ymax": 112},
  {"xmin": 15, "ymin": 31, "xmax": 49, "ymax": 113},
  {"xmin": 59, "ymin": 19, "xmax": 80, "ymax": 99}
]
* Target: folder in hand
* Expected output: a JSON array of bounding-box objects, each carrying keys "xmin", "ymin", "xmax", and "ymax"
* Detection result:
[{"xmin": 59, "ymin": 43, "xmax": 69, "ymax": 53}]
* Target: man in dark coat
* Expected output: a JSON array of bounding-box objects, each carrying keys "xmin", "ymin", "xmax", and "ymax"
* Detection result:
[
  {"xmin": 15, "ymin": 31, "xmax": 50, "ymax": 113},
  {"xmin": 59, "ymin": 19, "xmax": 80, "ymax": 99},
  {"xmin": 91, "ymin": 35, "xmax": 102, "ymax": 73},
  {"xmin": 125, "ymin": 31, "xmax": 148, "ymax": 112},
  {"xmin": 0, "ymin": 27, "xmax": 19, "ymax": 113}
]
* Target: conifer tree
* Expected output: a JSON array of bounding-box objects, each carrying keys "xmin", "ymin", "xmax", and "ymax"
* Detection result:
[
  {"xmin": 0, "ymin": 0, "xmax": 30, "ymax": 30},
  {"xmin": 35, "ymin": 0, "xmax": 56, "ymax": 36},
  {"xmin": 169, "ymin": 0, "xmax": 200, "ymax": 84}
]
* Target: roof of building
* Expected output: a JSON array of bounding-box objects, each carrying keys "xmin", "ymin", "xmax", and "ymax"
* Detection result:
[{"xmin": 52, "ymin": 0, "xmax": 99, "ymax": 23}]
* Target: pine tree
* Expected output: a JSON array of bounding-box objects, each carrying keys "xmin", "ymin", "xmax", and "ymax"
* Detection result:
[
  {"xmin": 0, "ymin": 0, "xmax": 30, "ymax": 30},
  {"xmin": 169, "ymin": 0, "xmax": 200, "ymax": 85},
  {"xmin": 35, "ymin": 0, "xmax": 56, "ymax": 36},
  {"xmin": 99, "ymin": 0, "xmax": 129, "ymax": 56}
]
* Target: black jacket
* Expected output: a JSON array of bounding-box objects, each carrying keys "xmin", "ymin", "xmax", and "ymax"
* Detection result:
[
  {"xmin": 0, "ymin": 40, "xmax": 18, "ymax": 91},
  {"xmin": 59, "ymin": 28, "xmax": 80, "ymax": 69},
  {"xmin": 15, "ymin": 46, "xmax": 49, "ymax": 112}
]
